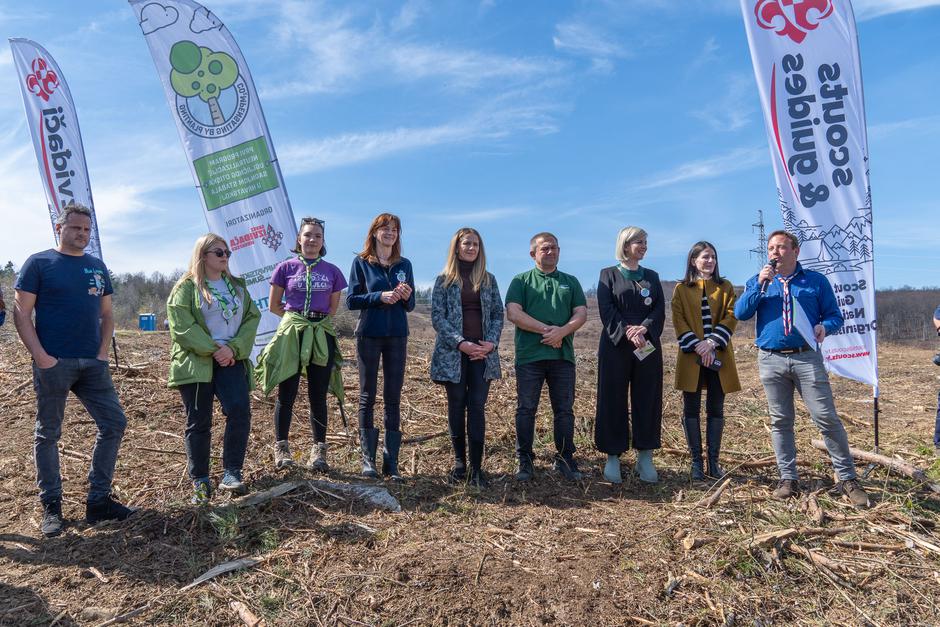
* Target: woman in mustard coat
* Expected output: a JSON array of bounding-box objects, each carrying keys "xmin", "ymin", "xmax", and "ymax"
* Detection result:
[{"xmin": 672, "ymin": 241, "xmax": 741, "ymax": 481}]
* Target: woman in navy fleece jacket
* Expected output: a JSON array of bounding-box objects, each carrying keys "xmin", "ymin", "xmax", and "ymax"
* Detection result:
[{"xmin": 347, "ymin": 213, "xmax": 415, "ymax": 480}]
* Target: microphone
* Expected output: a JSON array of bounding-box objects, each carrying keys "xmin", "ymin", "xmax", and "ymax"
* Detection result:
[{"xmin": 759, "ymin": 258, "xmax": 778, "ymax": 295}]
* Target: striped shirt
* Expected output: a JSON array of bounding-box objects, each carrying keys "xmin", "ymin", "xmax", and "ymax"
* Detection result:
[{"xmin": 677, "ymin": 283, "xmax": 732, "ymax": 353}]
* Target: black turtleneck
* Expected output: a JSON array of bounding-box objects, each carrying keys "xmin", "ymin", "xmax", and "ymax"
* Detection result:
[{"xmin": 459, "ymin": 260, "xmax": 483, "ymax": 341}]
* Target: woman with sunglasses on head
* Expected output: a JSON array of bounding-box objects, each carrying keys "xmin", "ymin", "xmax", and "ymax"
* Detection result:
[
  {"xmin": 672, "ymin": 241, "xmax": 740, "ymax": 481},
  {"xmin": 255, "ymin": 217, "xmax": 347, "ymax": 472},
  {"xmin": 347, "ymin": 213, "xmax": 415, "ymax": 480},
  {"xmin": 430, "ymin": 228, "xmax": 504, "ymax": 488},
  {"xmin": 167, "ymin": 234, "xmax": 261, "ymax": 505}
]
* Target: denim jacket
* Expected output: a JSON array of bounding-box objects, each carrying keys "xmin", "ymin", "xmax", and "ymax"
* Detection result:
[{"xmin": 430, "ymin": 273, "xmax": 504, "ymax": 383}]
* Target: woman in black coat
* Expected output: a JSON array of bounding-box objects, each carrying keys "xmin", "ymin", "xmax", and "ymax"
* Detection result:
[{"xmin": 595, "ymin": 226, "xmax": 665, "ymax": 484}]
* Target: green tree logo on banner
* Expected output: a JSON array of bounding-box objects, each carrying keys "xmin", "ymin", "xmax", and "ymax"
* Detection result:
[{"xmin": 168, "ymin": 40, "xmax": 249, "ymax": 137}]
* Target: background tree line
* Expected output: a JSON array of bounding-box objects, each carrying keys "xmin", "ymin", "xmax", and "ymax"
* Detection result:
[{"xmin": 0, "ymin": 261, "xmax": 938, "ymax": 343}]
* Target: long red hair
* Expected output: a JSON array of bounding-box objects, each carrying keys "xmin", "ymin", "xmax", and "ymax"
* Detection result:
[{"xmin": 358, "ymin": 213, "xmax": 402, "ymax": 265}]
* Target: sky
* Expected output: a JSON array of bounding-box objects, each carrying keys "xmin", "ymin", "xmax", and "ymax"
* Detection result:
[{"xmin": 1, "ymin": 0, "xmax": 939, "ymax": 293}]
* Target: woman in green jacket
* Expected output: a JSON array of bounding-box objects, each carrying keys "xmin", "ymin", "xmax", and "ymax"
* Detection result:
[{"xmin": 167, "ymin": 234, "xmax": 261, "ymax": 505}]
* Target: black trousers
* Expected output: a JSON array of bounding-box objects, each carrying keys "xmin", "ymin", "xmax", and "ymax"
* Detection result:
[
  {"xmin": 444, "ymin": 354, "xmax": 491, "ymax": 445},
  {"xmin": 274, "ymin": 334, "xmax": 336, "ymax": 443},
  {"xmin": 682, "ymin": 367, "xmax": 725, "ymax": 419},
  {"xmin": 356, "ymin": 335, "xmax": 407, "ymax": 431},
  {"xmin": 179, "ymin": 361, "xmax": 251, "ymax": 480},
  {"xmin": 594, "ymin": 335, "xmax": 663, "ymax": 454},
  {"xmin": 514, "ymin": 359, "xmax": 576, "ymax": 461}
]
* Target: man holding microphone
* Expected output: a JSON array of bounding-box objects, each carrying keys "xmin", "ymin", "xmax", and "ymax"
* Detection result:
[{"xmin": 735, "ymin": 230, "xmax": 869, "ymax": 506}]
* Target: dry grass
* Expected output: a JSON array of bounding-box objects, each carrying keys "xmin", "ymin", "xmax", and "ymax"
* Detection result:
[{"xmin": 1, "ymin": 316, "xmax": 939, "ymax": 626}]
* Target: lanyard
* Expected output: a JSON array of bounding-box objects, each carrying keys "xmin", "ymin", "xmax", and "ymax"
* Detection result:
[
  {"xmin": 206, "ymin": 275, "xmax": 239, "ymax": 323},
  {"xmin": 298, "ymin": 256, "xmax": 323, "ymax": 316}
]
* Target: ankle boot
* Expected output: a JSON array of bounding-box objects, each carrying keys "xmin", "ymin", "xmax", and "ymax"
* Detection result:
[
  {"xmin": 449, "ymin": 435, "xmax": 467, "ymax": 484},
  {"xmin": 468, "ymin": 439, "xmax": 487, "ymax": 488},
  {"xmin": 706, "ymin": 416, "xmax": 726, "ymax": 479},
  {"xmin": 635, "ymin": 449, "xmax": 658, "ymax": 483},
  {"xmin": 682, "ymin": 416, "xmax": 706, "ymax": 481},
  {"xmin": 360, "ymin": 428, "xmax": 380, "ymax": 478},
  {"xmin": 603, "ymin": 455, "xmax": 622, "ymax": 484},
  {"xmin": 382, "ymin": 430, "xmax": 403, "ymax": 481}
]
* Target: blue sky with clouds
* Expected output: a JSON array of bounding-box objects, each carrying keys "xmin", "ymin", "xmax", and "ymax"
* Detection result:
[{"xmin": 1, "ymin": 0, "xmax": 938, "ymax": 292}]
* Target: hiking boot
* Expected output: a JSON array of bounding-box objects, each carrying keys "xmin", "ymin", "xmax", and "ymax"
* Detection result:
[
  {"xmin": 447, "ymin": 463, "xmax": 467, "ymax": 485},
  {"xmin": 554, "ymin": 456, "xmax": 583, "ymax": 481},
  {"xmin": 468, "ymin": 468, "xmax": 489, "ymax": 489},
  {"xmin": 837, "ymin": 478, "xmax": 870, "ymax": 508},
  {"xmin": 274, "ymin": 440, "xmax": 294, "ymax": 469},
  {"xmin": 86, "ymin": 495, "xmax": 135, "ymax": 524},
  {"xmin": 515, "ymin": 456, "xmax": 534, "ymax": 482},
  {"xmin": 309, "ymin": 443, "xmax": 329, "ymax": 473},
  {"xmin": 772, "ymin": 479, "xmax": 800, "ymax": 500},
  {"xmin": 935, "ymin": 445, "xmax": 940, "ymax": 459},
  {"xmin": 192, "ymin": 479, "xmax": 211, "ymax": 506},
  {"xmin": 40, "ymin": 500, "xmax": 63, "ymax": 538},
  {"xmin": 218, "ymin": 470, "xmax": 246, "ymax": 495}
]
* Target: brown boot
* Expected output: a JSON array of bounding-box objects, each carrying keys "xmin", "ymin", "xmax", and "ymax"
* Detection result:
[
  {"xmin": 772, "ymin": 479, "xmax": 800, "ymax": 500},
  {"xmin": 837, "ymin": 478, "xmax": 870, "ymax": 508}
]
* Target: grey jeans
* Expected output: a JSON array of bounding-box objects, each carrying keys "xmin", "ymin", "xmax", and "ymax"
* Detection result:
[
  {"xmin": 758, "ymin": 348, "xmax": 857, "ymax": 481},
  {"xmin": 33, "ymin": 358, "xmax": 127, "ymax": 504}
]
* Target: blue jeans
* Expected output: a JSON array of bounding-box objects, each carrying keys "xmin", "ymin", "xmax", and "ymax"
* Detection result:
[
  {"xmin": 356, "ymin": 335, "xmax": 407, "ymax": 431},
  {"xmin": 934, "ymin": 390, "xmax": 940, "ymax": 447},
  {"xmin": 33, "ymin": 358, "xmax": 127, "ymax": 504},
  {"xmin": 758, "ymin": 348, "xmax": 857, "ymax": 481},
  {"xmin": 515, "ymin": 359, "xmax": 576, "ymax": 461},
  {"xmin": 178, "ymin": 361, "xmax": 252, "ymax": 481}
]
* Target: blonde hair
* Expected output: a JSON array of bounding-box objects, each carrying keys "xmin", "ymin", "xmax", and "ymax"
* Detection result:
[
  {"xmin": 172, "ymin": 233, "xmax": 233, "ymax": 303},
  {"xmin": 440, "ymin": 227, "xmax": 490, "ymax": 292},
  {"xmin": 615, "ymin": 226, "xmax": 647, "ymax": 263},
  {"xmin": 358, "ymin": 213, "xmax": 402, "ymax": 265}
]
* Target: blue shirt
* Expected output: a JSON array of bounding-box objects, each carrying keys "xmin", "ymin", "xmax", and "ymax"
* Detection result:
[
  {"xmin": 734, "ymin": 263, "xmax": 843, "ymax": 350},
  {"xmin": 346, "ymin": 256, "xmax": 415, "ymax": 337},
  {"xmin": 15, "ymin": 249, "xmax": 114, "ymax": 358}
]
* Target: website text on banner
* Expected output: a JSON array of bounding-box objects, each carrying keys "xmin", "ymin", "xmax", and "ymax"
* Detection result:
[
  {"xmin": 130, "ymin": 0, "xmax": 296, "ymax": 358},
  {"xmin": 739, "ymin": 0, "xmax": 878, "ymax": 390},
  {"xmin": 9, "ymin": 38, "xmax": 104, "ymax": 260}
]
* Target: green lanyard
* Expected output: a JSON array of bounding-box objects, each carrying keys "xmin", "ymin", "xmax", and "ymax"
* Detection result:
[
  {"xmin": 205, "ymin": 275, "xmax": 239, "ymax": 323},
  {"xmin": 298, "ymin": 256, "xmax": 322, "ymax": 316}
]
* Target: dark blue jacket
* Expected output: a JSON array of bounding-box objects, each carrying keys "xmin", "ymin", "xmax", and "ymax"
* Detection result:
[
  {"xmin": 734, "ymin": 263, "xmax": 844, "ymax": 350},
  {"xmin": 346, "ymin": 256, "xmax": 416, "ymax": 337}
]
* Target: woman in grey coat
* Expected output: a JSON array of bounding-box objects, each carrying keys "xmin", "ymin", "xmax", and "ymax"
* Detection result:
[{"xmin": 431, "ymin": 227, "xmax": 504, "ymax": 487}]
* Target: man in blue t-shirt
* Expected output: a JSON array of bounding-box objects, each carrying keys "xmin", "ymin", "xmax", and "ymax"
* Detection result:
[{"xmin": 14, "ymin": 203, "xmax": 133, "ymax": 537}]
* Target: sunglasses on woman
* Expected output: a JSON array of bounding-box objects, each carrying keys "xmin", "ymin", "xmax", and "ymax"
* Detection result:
[{"xmin": 208, "ymin": 248, "xmax": 232, "ymax": 258}]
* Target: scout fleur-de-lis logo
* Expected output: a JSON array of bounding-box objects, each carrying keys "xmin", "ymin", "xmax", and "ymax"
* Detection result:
[
  {"xmin": 754, "ymin": 0, "xmax": 834, "ymax": 44},
  {"xmin": 25, "ymin": 58, "xmax": 60, "ymax": 102},
  {"xmin": 261, "ymin": 223, "xmax": 283, "ymax": 251}
]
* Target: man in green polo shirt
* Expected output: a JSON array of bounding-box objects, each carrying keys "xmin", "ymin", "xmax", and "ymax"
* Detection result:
[{"xmin": 506, "ymin": 232, "xmax": 587, "ymax": 481}]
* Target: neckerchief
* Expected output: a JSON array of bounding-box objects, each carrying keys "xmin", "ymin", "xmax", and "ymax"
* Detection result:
[
  {"xmin": 298, "ymin": 256, "xmax": 323, "ymax": 317},
  {"xmin": 777, "ymin": 271, "xmax": 798, "ymax": 336},
  {"xmin": 205, "ymin": 275, "xmax": 239, "ymax": 323}
]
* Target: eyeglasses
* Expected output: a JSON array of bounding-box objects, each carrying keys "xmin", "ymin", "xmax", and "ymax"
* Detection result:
[
  {"xmin": 301, "ymin": 217, "xmax": 325, "ymax": 226},
  {"xmin": 208, "ymin": 248, "xmax": 232, "ymax": 258}
]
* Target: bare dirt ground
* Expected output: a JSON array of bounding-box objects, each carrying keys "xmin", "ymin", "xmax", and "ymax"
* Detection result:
[{"xmin": 1, "ymin": 312, "xmax": 940, "ymax": 626}]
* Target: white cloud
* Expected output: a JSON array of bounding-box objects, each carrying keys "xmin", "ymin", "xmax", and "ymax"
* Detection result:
[
  {"xmin": 422, "ymin": 206, "xmax": 530, "ymax": 223},
  {"xmin": 391, "ymin": 0, "xmax": 427, "ymax": 31},
  {"xmin": 552, "ymin": 20, "xmax": 631, "ymax": 72},
  {"xmin": 636, "ymin": 146, "xmax": 767, "ymax": 190},
  {"xmin": 692, "ymin": 73, "xmax": 756, "ymax": 132},
  {"xmin": 869, "ymin": 115, "xmax": 940, "ymax": 140},
  {"xmin": 261, "ymin": 2, "xmax": 558, "ymax": 98},
  {"xmin": 853, "ymin": 0, "xmax": 940, "ymax": 19}
]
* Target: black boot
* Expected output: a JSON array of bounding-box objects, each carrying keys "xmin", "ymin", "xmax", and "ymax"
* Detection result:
[
  {"xmin": 382, "ymin": 430, "xmax": 403, "ymax": 481},
  {"xmin": 468, "ymin": 439, "xmax": 488, "ymax": 488},
  {"xmin": 448, "ymin": 435, "xmax": 467, "ymax": 485},
  {"xmin": 706, "ymin": 416, "xmax": 726, "ymax": 479},
  {"xmin": 360, "ymin": 428, "xmax": 379, "ymax": 478},
  {"xmin": 41, "ymin": 500, "xmax": 64, "ymax": 537},
  {"xmin": 682, "ymin": 416, "xmax": 706, "ymax": 481}
]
